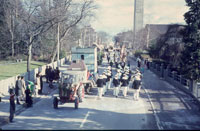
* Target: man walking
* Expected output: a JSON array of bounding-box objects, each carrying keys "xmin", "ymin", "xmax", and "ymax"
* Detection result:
[
  {"xmin": 34, "ymin": 73, "xmax": 40, "ymax": 97},
  {"xmin": 132, "ymin": 71, "xmax": 142, "ymax": 101},
  {"xmin": 102, "ymin": 73, "xmax": 107, "ymax": 96},
  {"xmin": 113, "ymin": 75, "xmax": 120, "ymax": 98},
  {"xmin": 21, "ymin": 76, "xmax": 26, "ymax": 101},
  {"xmin": 15, "ymin": 76, "xmax": 22, "ymax": 105},
  {"xmin": 96, "ymin": 75, "xmax": 104, "ymax": 99},
  {"xmin": 121, "ymin": 75, "xmax": 128, "ymax": 97}
]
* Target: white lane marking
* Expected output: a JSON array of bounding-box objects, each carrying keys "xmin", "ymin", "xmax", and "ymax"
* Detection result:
[
  {"xmin": 142, "ymin": 85, "xmax": 164, "ymax": 130},
  {"xmin": 80, "ymin": 111, "xmax": 90, "ymax": 128}
]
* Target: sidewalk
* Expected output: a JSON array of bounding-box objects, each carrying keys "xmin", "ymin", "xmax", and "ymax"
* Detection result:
[
  {"xmin": 129, "ymin": 58, "xmax": 200, "ymax": 130},
  {"xmin": 0, "ymin": 80, "xmax": 58, "ymax": 127}
]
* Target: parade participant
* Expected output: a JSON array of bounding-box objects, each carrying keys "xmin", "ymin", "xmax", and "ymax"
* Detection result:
[
  {"xmin": 107, "ymin": 53, "xmax": 110, "ymax": 63},
  {"xmin": 137, "ymin": 57, "xmax": 141, "ymax": 68},
  {"xmin": 104, "ymin": 71, "xmax": 110, "ymax": 92},
  {"xmin": 15, "ymin": 76, "xmax": 22, "ymax": 105},
  {"xmin": 110, "ymin": 61, "xmax": 113, "ymax": 68},
  {"xmin": 121, "ymin": 75, "xmax": 128, "ymax": 97},
  {"xmin": 9, "ymin": 90, "xmax": 15, "ymax": 122},
  {"xmin": 113, "ymin": 75, "xmax": 120, "ymax": 98},
  {"xmin": 106, "ymin": 67, "xmax": 112, "ymax": 90},
  {"xmin": 132, "ymin": 73, "xmax": 142, "ymax": 101},
  {"xmin": 102, "ymin": 73, "xmax": 107, "ymax": 95},
  {"xmin": 115, "ymin": 61, "xmax": 119, "ymax": 69},
  {"xmin": 21, "ymin": 76, "xmax": 26, "ymax": 101},
  {"xmin": 124, "ymin": 71, "xmax": 130, "ymax": 90},
  {"xmin": 121, "ymin": 61, "xmax": 126, "ymax": 69},
  {"xmin": 45, "ymin": 66, "xmax": 49, "ymax": 83},
  {"xmin": 96, "ymin": 75, "xmax": 104, "ymax": 99}
]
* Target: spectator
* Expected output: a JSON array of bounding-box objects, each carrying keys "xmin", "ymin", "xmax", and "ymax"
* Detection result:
[
  {"xmin": 9, "ymin": 91, "xmax": 15, "ymax": 122},
  {"xmin": 55, "ymin": 67, "xmax": 60, "ymax": 82},
  {"xmin": 34, "ymin": 73, "xmax": 40, "ymax": 97},
  {"xmin": 25, "ymin": 87, "xmax": 33, "ymax": 107},
  {"xmin": 21, "ymin": 76, "xmax": 26, "ymax": 101},
  {"xmin": 15, "ymin": 76, "xmax": 22, "ymax": 105},
  {"xmin": 45, "ymin": 66, "xmax": 49, "ymax": 83},
  {"xmin": 39, "ymin": 73, "xmax": 43, "ymax": 94}
]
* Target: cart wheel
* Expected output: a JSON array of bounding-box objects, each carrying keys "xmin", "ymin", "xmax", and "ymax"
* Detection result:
[
  {"xmin": 53, "ymin": 97, "xmax": 58, "ymax": 109},
  {"xmin": 75, "ymin": 97, "xmax": 79, "ymax": 109}
]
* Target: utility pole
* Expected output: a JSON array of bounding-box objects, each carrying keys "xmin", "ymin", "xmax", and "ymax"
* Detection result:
[{"xmin": 57, "ymin": 23, "xmax": 60, "ymax": 62}]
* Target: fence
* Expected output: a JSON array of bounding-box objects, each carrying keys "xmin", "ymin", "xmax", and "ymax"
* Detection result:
[
  {"xmin": 0, "ymin": 56, "xmax": 70, "ymax": 97},
  {"xmin": 149, "ymin": 62, "xmax": 200, "ymax": 101}
]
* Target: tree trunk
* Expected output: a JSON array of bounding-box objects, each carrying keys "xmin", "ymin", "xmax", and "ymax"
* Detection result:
[
  {"xmin": 27, "ymin": 36, "xmax": 33, "ymax": 80},
  {"xmin": 11, "ymin": 30, "xmax": 14, "ymax": 57}
]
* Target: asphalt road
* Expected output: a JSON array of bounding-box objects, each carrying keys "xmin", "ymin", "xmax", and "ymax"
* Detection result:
[
  {"xmin": 2, "ymin": 57, "xmax": 157, "ymax": 130},
  {"xmin": 1, "ymin": 88, "xmax": 157, "ymax": 130}
]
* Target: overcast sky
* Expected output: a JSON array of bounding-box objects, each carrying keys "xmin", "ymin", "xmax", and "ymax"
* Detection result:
[{"xmin": 91, "ymin": 0, "xmax": 189, "ymax": 36}]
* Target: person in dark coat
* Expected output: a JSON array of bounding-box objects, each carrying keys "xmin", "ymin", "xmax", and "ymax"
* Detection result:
[
  {"xmin": 25, "ymin": 87, "xmax": 33, "ymax": 108},
  {"xmin": 55, "ymin": 67, "xmax": 60, "ymax": 81},
  {"xmin": 49, "ymin": 67, "xmax": 54, "ymax": 88},
  {"xmin": 96, "ymin": 75, "xmax": 104, "ymax": 99},
  {"xmin": 9, "ymin": 89, "xmax": 15, "ymax": 122},
  {"xmin": 113, "ymin": 75, "xmax": 120, "ymax": 97},
  {"xmin": 39, "ymin": 73, "xmax": 43, "ymax": 94},
  {"xmin": 45, "ymin": 66, "xmax": 49, "ymax": 83}
]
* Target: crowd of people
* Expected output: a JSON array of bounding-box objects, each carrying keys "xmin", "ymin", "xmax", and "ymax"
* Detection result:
[
  {"xmin": 96, "ymin": 49, "xmax": 143, "ymax": 100},
  {"xmin": 45, "ymin": 66, "xmax": 60, "ymax": 88},
  {"xmin": 7, "ymin": 66, "xmax": 60, "ymax": 122}
]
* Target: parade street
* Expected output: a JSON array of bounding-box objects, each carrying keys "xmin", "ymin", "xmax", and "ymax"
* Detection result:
[
  {"xmin": 1, "ymin": 58, "xmax": 156, "ymax": 130},
  {"xmin": 1, "ymin": 57, "xmax": 200, "ymax": 130}
]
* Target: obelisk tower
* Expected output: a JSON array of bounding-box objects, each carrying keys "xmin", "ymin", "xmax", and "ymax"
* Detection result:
[{"xmin": 133, "ymin": 0, "xmax": 144, "ymax": 50}]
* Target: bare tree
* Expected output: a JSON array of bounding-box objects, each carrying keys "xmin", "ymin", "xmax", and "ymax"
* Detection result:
[
  {"xmin": 50, "ymin": 0, "xmax": 97, "ymax": 63},
  {"xmin": 19, "ymin": 0, "xmax": 59, "ymax": 79}
]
